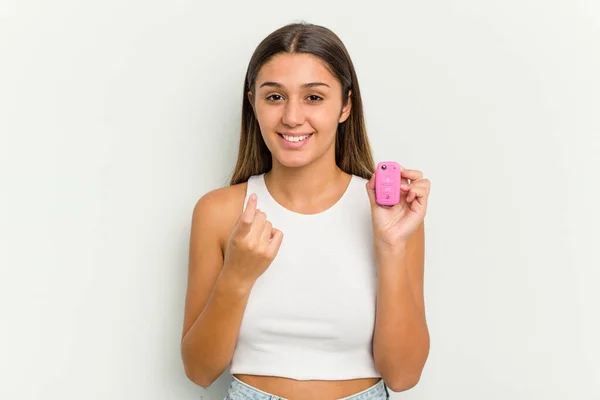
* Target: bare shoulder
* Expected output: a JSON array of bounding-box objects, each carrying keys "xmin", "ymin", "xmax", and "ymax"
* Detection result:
[
  {"xmin": 192, "ymin": 181, "xmax": 248, "ymax": 250},
  {"xmin": 181, "ymin": 181, "xmax": 248, "ymax": 342}
]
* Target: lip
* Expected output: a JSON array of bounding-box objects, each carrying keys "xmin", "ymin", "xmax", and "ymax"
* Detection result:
[
  {"xmin": 277, "ymin": 132, "xmax": 313, "ymax": 149},
  {"xmin": 278, "ymin": 132, "xmax": 313, "ymax": 137}
]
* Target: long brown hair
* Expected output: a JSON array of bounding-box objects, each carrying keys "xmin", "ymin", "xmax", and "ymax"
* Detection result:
[{"xmin": 229, "ymin": 22, "xmax": 375, "ymax": 186}]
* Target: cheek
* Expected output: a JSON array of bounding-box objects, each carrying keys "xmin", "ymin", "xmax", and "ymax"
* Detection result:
[
  {"xmin": 254, "ymin": 106, "xmax": 279, "ymax": 131},
  {"xmin": 308, "ymin": 105, "xmax": 342, "ymax": 130},
  {"xmin": 254, "ymin": 103, "xmax": 342, "ymax": 133},
  {"xmin": 254, "ymin": 108, "xmax": 282, "ymax": 150}
]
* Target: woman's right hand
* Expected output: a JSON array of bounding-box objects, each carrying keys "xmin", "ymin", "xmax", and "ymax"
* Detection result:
[{"xmin": 221, "ymin": 193, "xmax": 284, "ymax": 290}]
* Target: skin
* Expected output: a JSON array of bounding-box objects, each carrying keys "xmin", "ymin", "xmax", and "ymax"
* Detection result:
[
  {"xmin": 237, "ymin": 53, "xmax": 381, "ymax": 397},
  {"xmin": 181, "ymin": 52, "xmax": 429, "ymax": 398},
  {"xmin": 248, "ymin": 52, "xmax": 353, "ymax": 214}
]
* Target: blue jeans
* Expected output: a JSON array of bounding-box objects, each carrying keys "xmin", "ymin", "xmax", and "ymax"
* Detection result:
[{"xmin": 225, "ymin": 376, "xmax": 390, "ymax": 400}]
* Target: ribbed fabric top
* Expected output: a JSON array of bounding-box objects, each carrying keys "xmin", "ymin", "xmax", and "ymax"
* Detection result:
[{"xmin": 229, "ymin": 173, "xmax": 381, "ymax": 380}]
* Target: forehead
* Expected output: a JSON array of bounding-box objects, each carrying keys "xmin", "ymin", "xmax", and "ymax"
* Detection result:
[{"xmin": 255, "ymin": 53, "xmax": 339, "ymax": 88}]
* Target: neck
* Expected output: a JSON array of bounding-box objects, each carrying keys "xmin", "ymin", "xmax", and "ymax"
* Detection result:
[{"xmin": 265, "ymin": 154, "xmax": 348, "ymax": 208}]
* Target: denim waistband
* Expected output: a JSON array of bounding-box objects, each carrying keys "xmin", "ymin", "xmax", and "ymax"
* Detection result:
[{"xmin": 225, "ymin": 376, "xmax": 389, "ymax": 400}]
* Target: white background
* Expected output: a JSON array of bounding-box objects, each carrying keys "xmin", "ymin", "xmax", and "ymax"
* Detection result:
[{"xmin": 1, "ymin": 0, "xmax": 599, "ymax": 399}]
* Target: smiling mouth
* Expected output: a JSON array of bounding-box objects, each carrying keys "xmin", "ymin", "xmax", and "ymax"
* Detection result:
[{"xmin": 277, "ymin": 133, "xmax": 314, "ymax": 142}]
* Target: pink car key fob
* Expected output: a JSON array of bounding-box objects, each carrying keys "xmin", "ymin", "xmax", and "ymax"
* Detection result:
[{"xmin": 375, "ymin": 161, "xmax": 401, "ymax": 206}]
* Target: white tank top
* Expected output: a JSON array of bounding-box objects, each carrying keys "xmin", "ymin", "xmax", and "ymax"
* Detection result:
[{"xmin": 229, "ymin": 173, "xmax": 381, "ymax": 380}]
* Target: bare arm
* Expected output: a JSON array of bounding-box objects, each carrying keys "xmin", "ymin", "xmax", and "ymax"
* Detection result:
[
  {"xmin": 180, "ymin": 189, "xmax": 251, "ymax": 387},
  {"xmin": 181, "ymin": 270, "xmax": 252, "ymax": 387},
  {"xmin": 373, "ymin": 222, "xmax": 429, "ymax": 392},
  {"xmin": 180, "ymin": 188, "xmax": 283, "ymax": 388}
]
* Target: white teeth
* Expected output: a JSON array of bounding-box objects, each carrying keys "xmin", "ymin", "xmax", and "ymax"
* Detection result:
[{"xmin": 282, "ymin": 134, "xmax": 310, "ymax": 142}]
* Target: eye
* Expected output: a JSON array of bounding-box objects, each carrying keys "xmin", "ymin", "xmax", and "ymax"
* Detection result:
[
  {"xmin": 307, "ymin": 95, "xmax": 323, "ymax": 103},
  {"xmin": 266, "ymin": 94, "xmax": 283, "ymax": 102}
]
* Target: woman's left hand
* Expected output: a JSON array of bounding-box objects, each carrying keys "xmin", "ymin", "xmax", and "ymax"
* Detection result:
[{"xmin": 366, "ymin": 166, "xmax": 431, "ymax": 251}]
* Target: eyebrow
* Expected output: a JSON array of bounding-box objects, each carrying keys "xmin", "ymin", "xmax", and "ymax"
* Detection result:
[{"xmin": 258, "ymin": 81, "xmax": 330, "ymax": 89}]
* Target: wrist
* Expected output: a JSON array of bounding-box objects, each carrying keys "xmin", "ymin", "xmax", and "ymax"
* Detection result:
[
  {"xmin": 218, "ymin": 267, "xmax": 254, "ymax": 297},
  {"xmin": 374, "ymin": 240, "xmax": 408, "ymax": 256},
  {"xmin": 374, "ymin": 243, "xmax": 408, "ymax": 269}
]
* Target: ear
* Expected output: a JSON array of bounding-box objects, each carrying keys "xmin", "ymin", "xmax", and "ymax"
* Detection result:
[
  {"xmin": 247, "ymin": 90, "xmax": 258, "ymax": 117},
  {"xmin": 338, "ymin": 90, "xmax": 352, "ymax": 123}
]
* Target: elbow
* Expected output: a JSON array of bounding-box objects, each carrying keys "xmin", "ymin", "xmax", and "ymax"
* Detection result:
[
  {"xmin": 183, "ymin": 362, "xmax": 215, "ymax": 388},
  {"xmin": 386, "ymin": 372, "xmax": 422, "ymax": 392},
  {"xmin": 181, "ymin": 348, "xmax": 215, "ymax": 388},
  {"xmin": 383, "ymin": 337, "xmax": 430, "ymax": 392},
  {"xmin": 385, "ymin": 351, "xmax": 428, "ymax": 392},
  {"xmin": 181, "ymin": 349, "xmax": 230, "ymax": 389}
]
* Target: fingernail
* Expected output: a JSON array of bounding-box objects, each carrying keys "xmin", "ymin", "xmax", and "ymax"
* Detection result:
[{"xmin": 250, "ymin": 193, "xmax": 256, "ymax": 200}]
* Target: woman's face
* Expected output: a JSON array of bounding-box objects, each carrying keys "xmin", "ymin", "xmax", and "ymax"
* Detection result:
[{"xmin": 249, "ymin": 53, "xmax": 351, "ymax": 169}]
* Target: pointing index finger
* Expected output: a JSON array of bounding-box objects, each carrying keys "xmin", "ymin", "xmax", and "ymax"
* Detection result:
[
  {"xmin": 238, "ymin": 193, "xmax": 257, "ymax": 232},
  {"xmin": 244, "ymin": 193, "xmax": 257, "ymax": 215}
]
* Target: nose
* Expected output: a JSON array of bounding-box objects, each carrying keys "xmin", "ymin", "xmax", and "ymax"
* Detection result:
[{"xmin": 282, "ymin": 98, "xmax": 304, "ymax": 127}]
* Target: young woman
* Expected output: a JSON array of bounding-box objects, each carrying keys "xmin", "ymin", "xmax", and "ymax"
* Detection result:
[{"xmin": 181, "ymin": 22, "xmax": 431, "ymax": 400}]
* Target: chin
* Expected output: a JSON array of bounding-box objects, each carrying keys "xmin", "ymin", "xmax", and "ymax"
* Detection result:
[
  {"xmin": 275, "ymin": 156, "xmax": 312, "ymax": 169},
  {"xmin": 270, "ymin": 151, "xmax": 313, "ymax": 168}
]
